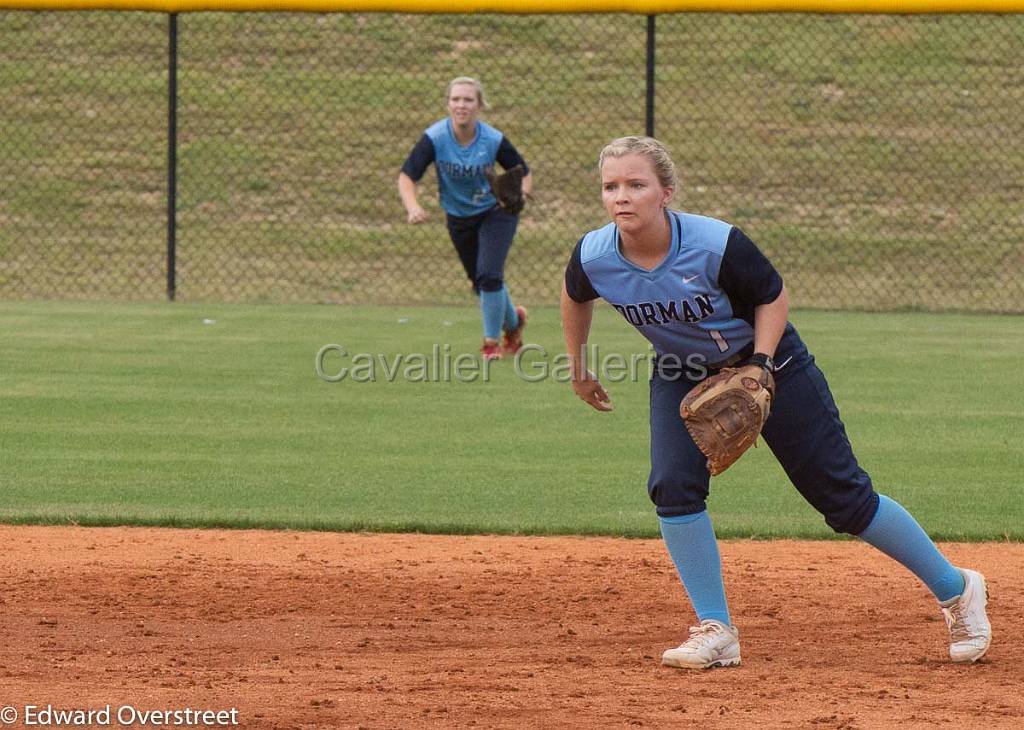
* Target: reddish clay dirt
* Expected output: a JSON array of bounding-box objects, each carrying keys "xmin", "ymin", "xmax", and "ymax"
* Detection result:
[{"xmin": 1, "ymin": 527, "xmax": 1022, "ymax": 729}]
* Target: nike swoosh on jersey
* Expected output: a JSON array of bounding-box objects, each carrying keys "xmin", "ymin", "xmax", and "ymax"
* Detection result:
[{"xmin": 682, "ymin": 275, "xmax": 700, "ymax": 284}]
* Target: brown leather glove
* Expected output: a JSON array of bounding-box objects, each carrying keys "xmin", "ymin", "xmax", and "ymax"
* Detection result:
[
  {"xmin": 484, "ymin": 164, "xmax": 525, "ymax": 215},
  {"xmin": 679, "ymin": 365, "xmax": 774, "ymax": 476}
]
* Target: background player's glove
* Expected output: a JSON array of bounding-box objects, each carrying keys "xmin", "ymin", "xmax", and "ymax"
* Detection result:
[
  {"xmin": 679, "ymin": 365, "xmax": 774, "ymax": 476},
  {"xmin": 485, "ymin": 165, "xmax": 526, "ymax": 215}
]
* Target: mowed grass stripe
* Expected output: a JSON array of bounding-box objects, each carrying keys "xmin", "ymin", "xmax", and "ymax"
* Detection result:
[{"xmin": 0, "ymin": 301, "xmax": 1021, "ymax": 539}]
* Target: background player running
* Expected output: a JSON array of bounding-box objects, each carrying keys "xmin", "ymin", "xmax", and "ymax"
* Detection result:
[
  {"xmin": 561, "ymin": 136, "xmax": 991, "ymax": 669},
  {"xmin": 399, "ymin": 76, "xmax": 531, "ymax": 360}
]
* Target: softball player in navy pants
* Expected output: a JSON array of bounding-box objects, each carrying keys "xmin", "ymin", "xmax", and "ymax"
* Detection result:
[
  {"xmin": 561, "ymin": 136, "xmax": 991, "ymax": 669},
  {"xmin": 399, "ymin": 76, "xmax": 531, "ymax": 360}
]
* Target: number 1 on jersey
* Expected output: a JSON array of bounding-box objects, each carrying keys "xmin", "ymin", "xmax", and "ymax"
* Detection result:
[{"xmin": 709, "ymin": 329, "xmax": 729, "ymax": 353}]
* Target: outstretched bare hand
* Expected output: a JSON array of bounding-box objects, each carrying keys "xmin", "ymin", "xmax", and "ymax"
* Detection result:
[{"xmin": 572, "ymin": 371, "xmax": 613, "ymax": 412}]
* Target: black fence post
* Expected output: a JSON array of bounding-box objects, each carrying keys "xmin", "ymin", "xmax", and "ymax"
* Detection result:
[
  {"xmin": 166, "ymin": 12, "xmax": 179, "ymax": 302},
  {"xmin": 646, "ymin": 15, "xmax": 655, "ymax": 138}
]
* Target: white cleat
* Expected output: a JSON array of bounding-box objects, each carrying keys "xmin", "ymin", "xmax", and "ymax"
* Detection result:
[
  {"xmin": 941, "ymin": 568, "xmax": 992, "ymax": 663},
  {"xmin": 661, "ymin": 619, "xmax": 741, "ymax": 669}
]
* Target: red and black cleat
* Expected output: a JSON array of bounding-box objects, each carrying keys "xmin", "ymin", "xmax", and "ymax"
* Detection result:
[
  {"xmin": 481, "ymin": 340, "xmax": 503, "ymax": 361},
  {"xmin": 501, "ymin": 306, "xmax": 528, "ymax": 357}
]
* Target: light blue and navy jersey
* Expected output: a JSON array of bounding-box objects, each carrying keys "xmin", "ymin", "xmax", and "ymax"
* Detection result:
[
  {"xmin": 401, "ymin": 119, "xmax": 529, "ymax": 218},
  {"xmin": 564, "ymin": 211, "xmax": 783, "ymax": 367}
]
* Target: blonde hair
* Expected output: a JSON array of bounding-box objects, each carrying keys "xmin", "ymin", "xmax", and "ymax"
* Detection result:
[
  {"xmin": 446, "ymin": 76, "xmax": 489, "ymax": 110},
  {"xmin": 598, "ymin": 136, "xmax": 677, "ymax": 191}
]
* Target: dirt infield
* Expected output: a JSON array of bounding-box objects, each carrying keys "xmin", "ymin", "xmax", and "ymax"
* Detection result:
[{"xmin": 1, "ymin": 527, "xmax": 1021, "ymax": 729}]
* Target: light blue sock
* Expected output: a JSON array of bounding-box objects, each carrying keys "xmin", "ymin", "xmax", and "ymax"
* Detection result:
[
  {"xmin": 659, "ymin": 511, "xmax": 731, "ymax": 625},
  {"xmin": 501, "ymin": 286, "xmax": 519, "ymax": 332},
  {"xmin": 857, "ymin": 494, "xmax": 965, "ymax": 602},
  {"xmin": 479, "ymin": 289, "xmax": 505, "ymax": 340}
]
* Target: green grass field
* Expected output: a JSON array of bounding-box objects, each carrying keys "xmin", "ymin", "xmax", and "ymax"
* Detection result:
[{"xmin": 1, "ymin": 301, "xmax": 1020, "ymax": 540}]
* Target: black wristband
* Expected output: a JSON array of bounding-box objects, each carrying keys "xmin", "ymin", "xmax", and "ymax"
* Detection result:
[{"xmin": 747, "ymin": 352, "xmax": 775, "ymax": 371}]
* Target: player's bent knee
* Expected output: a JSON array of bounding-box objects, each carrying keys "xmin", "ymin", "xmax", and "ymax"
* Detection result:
[
  {"xmin": 648, "ymin": 481, "xmax": 709, "ymax": 518},
  {"xmin": 655, "ymin": 502, "xmax": 708, "ymax": 519},
  {"xmin": 822, "ymin": 491, "xmax": 880, "ymax": 535},
  {"xmin": 476, "ymin": 275, "xmax": 504, "ymax": 292}
]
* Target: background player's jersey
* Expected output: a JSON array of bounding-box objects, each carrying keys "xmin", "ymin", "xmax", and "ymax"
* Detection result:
[
  {"xmin": 401, "ymin": 119, "xmax": 528, "ymax": 218},
  {"xmin": 564, "ymin": 211, "xmax": 783, "ymax": 367}
]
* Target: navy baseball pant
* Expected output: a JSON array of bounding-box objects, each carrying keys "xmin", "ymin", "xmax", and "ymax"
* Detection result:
[
  {"xmin": 648, "ymin": 325, "xmax": 879, "ymax": 534},
  {"xmin": 446, "ymin": 206, "xmax": 518, "ymax": 293}
]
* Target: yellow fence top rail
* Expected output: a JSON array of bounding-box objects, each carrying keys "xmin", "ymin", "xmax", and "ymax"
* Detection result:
[{"xmin": 4, "ymin": 0, "xmax": 1024, "ymax": 12}]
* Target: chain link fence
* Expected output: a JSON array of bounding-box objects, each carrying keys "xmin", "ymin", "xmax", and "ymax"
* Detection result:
[{"xmin": 1, "ymin": 12, "xmax": 1022, "ymax": 311}]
